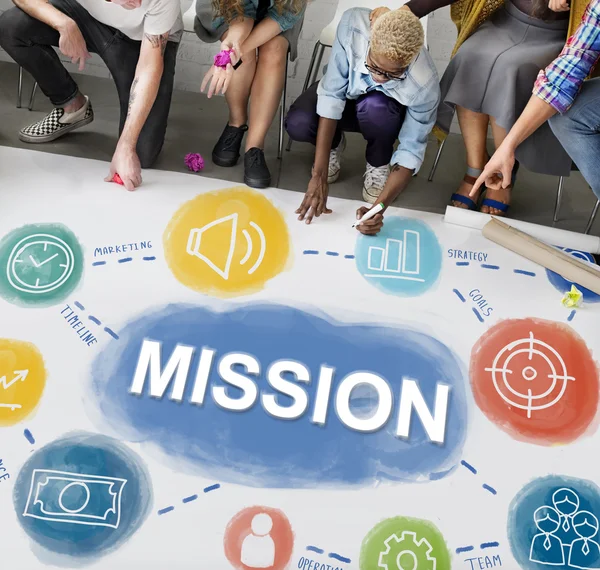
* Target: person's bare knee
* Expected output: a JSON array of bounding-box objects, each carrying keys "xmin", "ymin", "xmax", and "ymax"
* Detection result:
[{"xmin": 257, "ymin": 36, "xmax": 288, "ymax": 67}]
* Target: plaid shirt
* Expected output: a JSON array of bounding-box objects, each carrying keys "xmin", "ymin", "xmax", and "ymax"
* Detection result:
[{"xmin": 534, "ymin": 0, "xmax": 600, "ymax": 114}]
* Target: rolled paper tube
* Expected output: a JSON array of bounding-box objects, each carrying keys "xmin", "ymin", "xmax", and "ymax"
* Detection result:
[
  {"xmin": 444, "ymin": 206, "xmax": 600, "ymax": 254},
  {"xmin": 482, "ymin": 218, "xmax": 600, "ymax": 295},
  {"xmin": 214, "ymin": 49, "xmax": 234, "ymax": 68}
]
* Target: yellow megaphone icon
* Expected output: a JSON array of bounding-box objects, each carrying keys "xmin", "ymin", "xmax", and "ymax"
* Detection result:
[{"xmin": 186, "ymin": 213, "xmax": 266, "ymax": 281}]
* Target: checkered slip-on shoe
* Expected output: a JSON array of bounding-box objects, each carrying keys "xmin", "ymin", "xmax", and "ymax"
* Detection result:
[{"xmin": 19, "ymin": 96, "xmax": 94, "ymax": 144}]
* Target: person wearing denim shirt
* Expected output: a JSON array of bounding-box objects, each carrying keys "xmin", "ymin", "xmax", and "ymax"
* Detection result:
[
  {"xmin": 285, "ymin": 8, "xmax": 440, "ymax": 233},
  {"xmin": 472, "ymin": 0, "xmax": 600, "ymax": 209},
  {"xmin": 195, "ymin": 0, "xmax": 306, "ymax": 188}
]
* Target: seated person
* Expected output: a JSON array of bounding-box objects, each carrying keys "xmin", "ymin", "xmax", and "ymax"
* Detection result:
[
  {"xmin": 472, "ymin": 0, "xmax": 600, "ymax": 208},
  {"xmin": 0, "ymin": 0, "xmax": 182, "ymax": 190},
  {"xmin": 373, "ymin": 0, "xmax": 591, "ymax": 216},
  {"xmin": 285, "ymin": 8, "xmax": 439, "ymax": 233},
  {"xmin": 196, "ymin": 0, "xmax": 306, "ymax": 189}
]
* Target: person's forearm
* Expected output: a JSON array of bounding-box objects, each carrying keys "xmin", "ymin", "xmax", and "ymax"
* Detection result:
[
  {"xmin": 225, "ymin": 18, "xmax": 254, "ymax": 49},
  {"xmin": 378, "ymin": 165, "xmax": 414, "ymax": 207},
  {"xmin": 503, "ymin": 95, "xmax": 558, "ymax": 150},
  {"xmin": 239, "ymin": 17, "xmax": 281, "ymax": 55},
  {"xmin": 405, "ymin": 0, "xmax": 456, "ymax": 19},
  {"xmin": 312, "ymin": 117, "xmax": 338, "ymax": 178},
  {"xmin": 118, "ymin": 64, "xmax": 163, "ymax": 150},
  {"xmin": 13, "ymin": 0, "xmax": 73, "ymax": 32}
]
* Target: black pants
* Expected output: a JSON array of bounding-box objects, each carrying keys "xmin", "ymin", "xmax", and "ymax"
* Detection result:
[{"xmin": 0, "ymin": 0, "xmax": 178, "ymax": 167}]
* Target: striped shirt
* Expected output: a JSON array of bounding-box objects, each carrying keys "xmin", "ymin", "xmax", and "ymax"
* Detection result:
[{"xmin": 533, "ymin": 0, "xmax": 600, "ymax": 114}]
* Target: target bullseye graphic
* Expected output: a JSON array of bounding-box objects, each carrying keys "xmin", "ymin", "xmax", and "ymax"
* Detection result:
[
  {"xmin": 485, "ymin": 332, "xmax": 575, "ymax": 419},
  {"xmin": 471, "ymin": 318, "xmax": 599, "ymax": 445}
]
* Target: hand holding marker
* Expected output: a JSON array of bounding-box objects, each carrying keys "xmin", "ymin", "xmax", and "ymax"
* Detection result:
[{"xmin": 353, "ymin": 202, "xmax": 385, "ymax": 228}]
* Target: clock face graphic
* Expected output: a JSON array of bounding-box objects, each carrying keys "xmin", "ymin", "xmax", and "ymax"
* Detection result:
[{"xmin": 7, "ymin": 234, "xmax": 75, "ymax": 294}]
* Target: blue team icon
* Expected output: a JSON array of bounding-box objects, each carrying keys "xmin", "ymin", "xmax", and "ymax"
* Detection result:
[
  {"xmin": 530, "ymin": 506, "xmax": 565, "ymax": 565},
  {"xmin": 13, "ymin": 432, "xmax": 152, "ymax": 560},
  {"xmin": 546, "ymin": 249, "xmax": 600, "ymax": 303},
  {"xmin": 509, "ymin": 476, "xmax": 600, "ymax": 570},
  {"xmin": 355, "ymin": 217, "xmax": 442, "ymax": 297}
]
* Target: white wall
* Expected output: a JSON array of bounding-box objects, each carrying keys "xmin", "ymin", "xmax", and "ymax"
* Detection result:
[{"xmin": 0, "ymin": 0, "xmax": 458, "ymax": 113}]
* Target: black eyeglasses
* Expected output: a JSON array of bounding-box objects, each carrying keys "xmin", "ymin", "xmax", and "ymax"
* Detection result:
[{"xmin": 364, "ymin": 61, "xmax": 407, "ymax": 81}]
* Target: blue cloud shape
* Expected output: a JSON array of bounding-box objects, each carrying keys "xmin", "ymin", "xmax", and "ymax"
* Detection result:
[{"xmin": 91, "ymin": 303, "xmax": 467, "ymax": 488}]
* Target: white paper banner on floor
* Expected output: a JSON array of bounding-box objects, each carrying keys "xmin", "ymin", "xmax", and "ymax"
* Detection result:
[{"xmin": 1, "ymin": 146, "xmax": 599, "ymax": 570}]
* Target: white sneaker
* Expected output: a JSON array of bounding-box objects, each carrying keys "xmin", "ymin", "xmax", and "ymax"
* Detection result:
[
  {"xmin": 363, "ymin": 162, "xmax": 390, "ymax": 203},
  {"xmin": 19, "ymin": 96, "xmax": 94, "ymax": 144},
  {"xmin": 328, "ymin": 132, "xmax": 346, "ymax": 183}
]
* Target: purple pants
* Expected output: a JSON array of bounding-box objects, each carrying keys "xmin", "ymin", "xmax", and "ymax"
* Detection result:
[{"xmin": 285, "ymin": 82, "xmax": 406, "ymax": 167}]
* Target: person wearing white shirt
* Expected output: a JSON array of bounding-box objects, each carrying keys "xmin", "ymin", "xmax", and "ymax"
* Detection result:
[{"xmin": 0, "ymin": 0, "xmax": 183, "ymax": 190}]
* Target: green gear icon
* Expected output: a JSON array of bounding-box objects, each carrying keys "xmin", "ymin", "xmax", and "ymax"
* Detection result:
[{"xmin": 377, "ymin": 531, "xmax": 437, "ymax": 570}]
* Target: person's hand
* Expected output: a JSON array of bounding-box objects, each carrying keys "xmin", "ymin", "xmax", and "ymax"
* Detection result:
[
  {"xmin": 201, "ymin": 40, "xmax": 240, "ymax": 98},
  {"xmin": 58, "ymin": 19, "xmax": 91, "ymax": 71},
  {"xmin": 296, "ymin": 172, "xmax": 332, "ymax": 224},
  {"xmin": 355, "ymin": 206, "xmax": 384, "ymax": 235},
  {"xmin": 549, "ymin": 0, "xmax": 570, "ymax": 12},
  {"xmin": 370, "ymin": 6, "xmax": 391, "ymax": 25},
  {"xmin": 105, "ymin": 144, "xmax": 142, "ymax": 191},
  {"xmin": 470, "ymin": 142, "xmax": 516, "ymax": 196}
]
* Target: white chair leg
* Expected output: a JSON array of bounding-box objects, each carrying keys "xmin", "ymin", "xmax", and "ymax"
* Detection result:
[
  {"xmin": 278, "ymin": 57, "xmax": 289, "ymax": 160},
  {"xmin": 17, "ymin": 66, "xmax": 23, "ymax": 109},
  {"xmin": 553, "ymin": 176, "xmax": 565, "ymax": 223},
  {"xmin": 428, "ymin": 138, "xmax": 446, "ymax": 182},
  {"xmin": 584, "ymin": 199, "xmax": 599, "ymax": 235},
  {"xmin": 286, "ymin": 42, "xmax": 322, "ymax": 153},
  {"xmin": 28, "ymin": 82, "xmax": 38, "ymax": 111}
]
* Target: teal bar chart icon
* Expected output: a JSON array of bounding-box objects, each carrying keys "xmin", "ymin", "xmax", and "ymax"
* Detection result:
[{"xmin": 356, "ymin": 217, "xmax": 442, "ymax": 297}]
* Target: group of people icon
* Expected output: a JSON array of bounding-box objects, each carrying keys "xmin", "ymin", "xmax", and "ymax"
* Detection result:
[{"xmin": 530, "ymin": 488, "xmax": 600, "ymax": 569}]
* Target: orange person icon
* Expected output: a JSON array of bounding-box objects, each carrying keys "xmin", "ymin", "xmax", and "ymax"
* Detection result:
[{"xmin": 224, "ymin": 506, "xmax": 294, "ymax": 570}]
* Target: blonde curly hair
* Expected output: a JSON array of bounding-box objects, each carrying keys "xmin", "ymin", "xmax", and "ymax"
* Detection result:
[
  {"xmin": 371, "ymin": 9, "xmax": 424, "ymax": 68},
  {"xmin": 213, "ymin": 0, "xmax": 306, "ymax": 24}
]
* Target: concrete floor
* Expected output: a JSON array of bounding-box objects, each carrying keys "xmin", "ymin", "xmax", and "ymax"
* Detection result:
[{"xmin": 1, "ymin": 61, "xmax": 598, "ymax": 235}]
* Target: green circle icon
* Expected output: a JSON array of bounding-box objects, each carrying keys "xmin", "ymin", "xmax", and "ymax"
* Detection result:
[
  {"xmin": 360, "ymin": 516, "xmax": 451, "ymax": 570},
  {"xmin": 0, "ymin": 224, "xmax": 84, "ymax": 307}
]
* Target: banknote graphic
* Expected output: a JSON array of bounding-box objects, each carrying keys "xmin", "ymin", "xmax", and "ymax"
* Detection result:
[{"xmin": 23, "ymin": 469, "xmax": 127, "ymax": 529}]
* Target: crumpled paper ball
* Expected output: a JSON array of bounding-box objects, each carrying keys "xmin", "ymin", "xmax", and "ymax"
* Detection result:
[
  {"xmin": 214, "ymin": 49, "xmax": 234, "ymax": 68},
  {"xmin": 185, "ymin": 153, "xmax": 205, "ymax": 172}
]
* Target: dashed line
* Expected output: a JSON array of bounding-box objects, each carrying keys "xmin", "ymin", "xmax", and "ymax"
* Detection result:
[
  {"xmin": 158, "ymin": 483, "xmax": 221, "ymax": 516},
  {"xmin": 305, "ymin": 546, "xmax": 351, "ymax": 564},
  {"xmin": 24, "ymin": 429, "xmax": 35, "ymax": 445},
  {"xmin": 104, "ymin": 327, "xmax": 119, "ymax": 340},
  {"xmin": 483, "ymin": 484, "xmax": 497, "ymax": 495},
  {"xmin": 514, "ymin": 269, "xmax": 536, "ymax": 277},
  {"xmin": 75, "ymin": 301, "xmax": 118, "ymax": 341},
  {"xmin": 481, "ymin": 264, "xmax": 500, "ymax": 270},
  {"xmin": 568, "ymin": 310, "xmax": 576, "ymax": 322},
  {"xmin": 303, "ymin": 250, "xmax": 354, "ymax": 259},
  {"xmin": 456, "ymin": 546, "xmax": 475, "ymax": 554},
  {"xmin": 91, "ymin": 256, "xmax": 157, "ymax": 266},
  {"xmin": 456, "ymin": 262, "xmax": 470, "ymax": 266},
  {"xmin": 472, "ymin": 308, "xmax": 484, "ymax": 323},
  {"xmin": 481, "ymin": 542, "xmax": 500, "ymax": 549},
  {"xmin": 461, "ymin": 460, "xmax": 477, "ymax": 474},
  {"xmin": 453, "ymin": 289, "xmax": 466, "ymax": 302},
  {"xmin": 329, "ymin": 553, "xmax": 351, "ymax": 563}
]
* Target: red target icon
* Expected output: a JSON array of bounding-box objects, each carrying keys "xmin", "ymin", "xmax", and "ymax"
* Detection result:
[{"xmin": 471, "ymin": 318, "xmax": 599, "ymax": 445}]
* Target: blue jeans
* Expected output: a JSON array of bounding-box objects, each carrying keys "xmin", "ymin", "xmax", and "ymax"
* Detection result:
[
  {"xmin": 550, "ymin": 78, "xmax": 600, "ymax": 199},
  {"xmin": 0, "ymin": 0, "xmax": 178, "ymax": 168}
]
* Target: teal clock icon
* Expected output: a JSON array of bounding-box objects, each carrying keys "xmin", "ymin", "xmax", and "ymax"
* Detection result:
[{"xmin": 7, "ymin": 234, "xmax": 75, "ymax": 294}]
